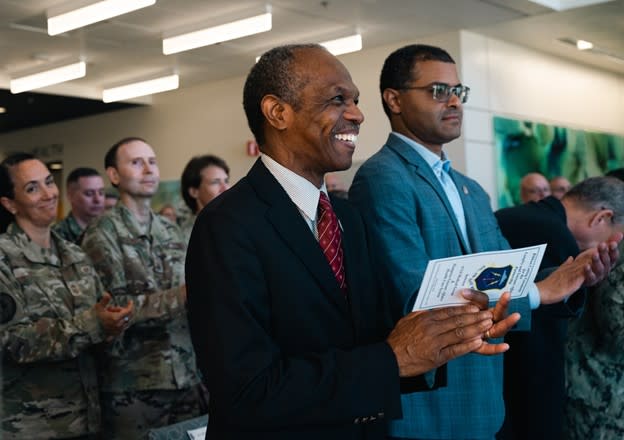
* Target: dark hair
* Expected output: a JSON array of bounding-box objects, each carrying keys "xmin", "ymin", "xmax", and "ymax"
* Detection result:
[
  {"xmin": 379, "ymin": 44, "xmax": 455, "ymax": 118},
  {"xmin": 606, "ymin": 168, "xmax": 624, "ymax": 182},
  {"xmin": 0, "ymin": 152, "xmax": 37, "ymax": 232},
  {"xmin": 66, "ymin": 167, "xmax": 100, "ymax": 187},
  {"xmin": 105, "ymin": 188, "xmax": 119, "ymax": 199},
  {"xmin": 563, "ymin": 176, "xmax": 624, "ymax": 225},
  {"xmin": 243, "ymin": 44, "xmax": 323, "ymax": 146},
  {"xmin": 104, "ymin": 137, "xmax": 147, "ymax": 188},
  {"xmin": 181, "ymin": 155, "xmax": 230, "ymax": 212},
  {"xmin": 104, "ymin": 136, "xmax": 147, "ymax": 169}
]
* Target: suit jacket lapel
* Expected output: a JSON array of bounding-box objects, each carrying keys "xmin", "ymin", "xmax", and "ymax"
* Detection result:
[
  {"xmin": 247, "ymin": 160, "xmax": 350, "ymax": 313},
  {"xmin": 332, "ymin": 199, "xmax": 362, "ymax": 335},
  {"xmin": 450, "ymin": 170, "xmax": 481, "ymax": 253},
  {"xmin": 386, "ymin": 135, "xmax": 471, "ymax": 254}
]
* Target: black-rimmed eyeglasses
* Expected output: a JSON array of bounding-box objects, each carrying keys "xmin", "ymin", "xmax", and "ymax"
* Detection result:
[{"xmin": 400, "ymin": 83, "xmax": 470, "ymax": 104}]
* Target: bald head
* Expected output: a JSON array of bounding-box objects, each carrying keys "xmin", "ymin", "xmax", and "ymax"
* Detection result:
[
  {"xmin": 520, "ymin": 173, "xmax": 551, "ymax": 203},
  {"xmin": 550, "ymin": 176, "xmax": 571, "ymax": 199}
]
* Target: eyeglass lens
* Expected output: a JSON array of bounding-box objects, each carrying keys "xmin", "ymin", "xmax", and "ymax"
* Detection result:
[{"xmin": 432, "ymin": 84, "xmax": 470, "ymax": 103}]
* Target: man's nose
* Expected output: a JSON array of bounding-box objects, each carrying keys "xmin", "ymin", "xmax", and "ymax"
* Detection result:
[{"xmin": 345, "ymin": 102, "xmax": 364, "ymax": 125}]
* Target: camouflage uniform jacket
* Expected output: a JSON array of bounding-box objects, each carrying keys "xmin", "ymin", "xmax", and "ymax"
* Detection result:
[
  {"xmin": 52, "ymin": 212, "xmax": 84, "ymax": 244},
  {"xmin": 180, "ymin": 213, "xmax": 197, "ymax": 244},
  {"xmin": 0, "ymin": 223, "xmax": 105, "ymax": 439},
  {"xmin": 81, "ymin": 204, "xmax": 200, "ymax": 392},
  {"xmin": 565, "ymin": 241, "xmax": 624, "ymax": 435}
]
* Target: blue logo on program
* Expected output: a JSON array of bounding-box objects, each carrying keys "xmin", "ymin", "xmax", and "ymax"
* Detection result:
[{"xmin": 475, "ymin": 265, "xmax": 512, "ymax": 291}]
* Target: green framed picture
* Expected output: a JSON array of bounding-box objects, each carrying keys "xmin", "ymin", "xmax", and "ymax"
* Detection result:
[{"xmin": 494, "ymin": 116, "xmax": 624, "ymax": 208}]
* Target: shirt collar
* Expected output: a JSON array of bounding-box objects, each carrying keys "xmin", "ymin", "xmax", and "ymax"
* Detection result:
[
  {"xmin": 392, "ymin": 131, "xmax": 451, "ymax": 173},
  {"xmin": 261, "ymin": 153, "xmax": 328, "ymax": 221},
  {"xmin": 116, "ymin": 203, "xmax": 155, "ymax": 238},
  {"xmin": 5, "ymin": 222, "xmax": 81, "ymax": 266}
]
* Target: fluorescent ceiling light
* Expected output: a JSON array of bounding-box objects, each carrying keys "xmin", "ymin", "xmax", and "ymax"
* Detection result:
[
  {"xmin": 527, "ymin": 0, "xmax": 614, "ymax": 11},
  {"xmin": 10, "ymin": 61, "xmax": 86, "ymax": 94},
  {"xmin": 102, "ymin": 73, "xmax": 179, "ymax": 102},
  {"xmin": 163, "ymin": 12, "xmax": 272, "ymax": 55},
  {"xmin": 254, "ymin": 33, "xmax": 363, "ymax": 62},
  {"xmin": 0, "ymin": 107, "xmax": 6, "ymax": 114},
  {"xmin": 320, "ymin": 34, "xmax": 362, "ymax": 56},
  {"xmin": 576, "ymin": 39, "xmax": 594, "ymax": 50},
  {"xmin": 48, "ymin": 0, "xmax": 156, "ymax": 36}
]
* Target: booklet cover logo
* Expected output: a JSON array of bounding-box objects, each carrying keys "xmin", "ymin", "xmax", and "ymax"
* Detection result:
[{"xmin": 474, "ymin": 265, "xmax": 513, "ymax": 291}]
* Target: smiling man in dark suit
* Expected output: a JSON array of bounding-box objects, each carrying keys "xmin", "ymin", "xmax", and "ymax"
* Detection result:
[{"xmin": 184, "ymin": 44, "xmax": 521, "ymax": 440}]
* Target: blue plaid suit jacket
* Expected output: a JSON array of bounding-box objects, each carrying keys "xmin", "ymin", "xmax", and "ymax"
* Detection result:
[{"xmin": 350, "ymin": 133, "xmax": 531, "ymax": 439}]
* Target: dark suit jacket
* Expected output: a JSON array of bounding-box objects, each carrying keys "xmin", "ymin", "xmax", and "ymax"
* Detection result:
[
  {"xmin": 186, "ymin": 160, "xmax": 424, "ymax": 440},
  {"xmin": 495, "ymin": 196, "xmax": 584, "ymax": 440}
]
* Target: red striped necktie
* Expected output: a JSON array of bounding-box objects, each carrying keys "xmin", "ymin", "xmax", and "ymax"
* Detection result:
[{"xmin": 317, "ymin": 192, "xmax": 347, "ymax": 293}]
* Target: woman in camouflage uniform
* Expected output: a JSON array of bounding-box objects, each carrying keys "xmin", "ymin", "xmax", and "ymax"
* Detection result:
[{"xmin": 0, "ymin": 153, "xmax": 133, "ymax": 439}]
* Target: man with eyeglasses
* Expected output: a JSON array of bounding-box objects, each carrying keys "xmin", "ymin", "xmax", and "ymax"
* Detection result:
[{"xmin": 349, "ymin": 44, "xmax": 620, "ymax": 440}]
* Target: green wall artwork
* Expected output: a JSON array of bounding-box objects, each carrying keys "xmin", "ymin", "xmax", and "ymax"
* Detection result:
[{"xmin": 494, "ymin": 116, "xmax": 624, "ymax": 208}]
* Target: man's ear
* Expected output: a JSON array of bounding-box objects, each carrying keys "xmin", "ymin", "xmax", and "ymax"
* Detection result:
[
  {"xmin": 261, "ymin": 94, "xmax": 292, "ymax": 131},
  {"xmin": 106, "ymin": 167, "xmax": 120, "ymax": 187},
  {"xmin": 188, "ymin": 186, "xmax": 199, "ymax": 200},
  {"xmin": 382, "ymin": 88, "xmax": 402, "ymax": 115},
  {"xmin": 590, "ymin": 208, "xmax": 614, "ymax": 227}
]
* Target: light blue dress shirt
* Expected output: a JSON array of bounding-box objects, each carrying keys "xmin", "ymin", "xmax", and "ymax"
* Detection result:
[{"xmin": 392, "ymin": 132, "xmax": 540, "ymax": 309}]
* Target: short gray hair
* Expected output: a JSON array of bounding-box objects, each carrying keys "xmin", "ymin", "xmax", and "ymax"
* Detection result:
[{"xmin": 563, "ymin": 176, "xmax": 624, "ymax": 225}]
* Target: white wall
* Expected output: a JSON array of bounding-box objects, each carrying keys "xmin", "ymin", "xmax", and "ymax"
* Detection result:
[
  {"xmin": 460, "ymin": 30, "xmax": 624, "ymax": 208},
  {"xmin": 1, "ymin": 30, "xmax": 622, "ymax": 213},
  {"xmin": 0, "ymin": 75, "xmax": 255, "ymax": 185},
  {"xmin": 0, "ymin": 33, "xmax": 461, "ymax": 213}
]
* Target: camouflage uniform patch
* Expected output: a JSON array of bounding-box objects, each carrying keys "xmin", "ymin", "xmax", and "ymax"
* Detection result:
[
  {"xmin": 101, "ymin": 387, "xmax": 205, "ymax": 439},
  {"xmin": 564, "ymin": 242, "xmax": 624, "ymax": 439},
  {"xmin": 53, "ymin": 213, "xmax": 85, "ymax": 244},
  {"xmin": 81, "ymin": 205, "xmax": 203, "ymax": 437},
  {"xmin": 0, "ymin": 223, "xmax": 105, "ymax": 439},
  {"xmin": 179, "ymin": 213, "xmax": 196, "ymax": 245}
]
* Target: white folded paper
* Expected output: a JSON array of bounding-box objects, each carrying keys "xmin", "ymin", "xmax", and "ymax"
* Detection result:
[
  {"xmin": 412, "ymin": 244, "xmax": 546, "ymax": 311},
  {"xmin": 187, "ymin": 426, "xmax": 207, "ymax": 440}
]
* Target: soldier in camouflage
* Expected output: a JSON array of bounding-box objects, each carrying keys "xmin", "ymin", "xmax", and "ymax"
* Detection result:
[
  {"xmin": 81, "ymin": 137, "xmax": 205, "ymax": 439},
  {"xmin": 565, "ymin": 244, "xmax": 624, "ymax": 438},
  {"xmin": 0, "ymin": 153, "xmax": 133, "ymax": 439},
  {"xmin": 564, "ymin": 169, "xmax": 624, "ymax": 439},
  {"xmin": 53, "ymin": 167, "xmax": 106, "ymax": 243}
]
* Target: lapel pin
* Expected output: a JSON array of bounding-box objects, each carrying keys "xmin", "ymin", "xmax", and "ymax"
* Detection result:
[{"xmin": 463, "ymin": 185, "xmax": 469, "ymax": 195}]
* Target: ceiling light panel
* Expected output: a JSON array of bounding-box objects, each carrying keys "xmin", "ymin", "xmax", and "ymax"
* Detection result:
[
  {"xmin": 102, "ymin": 74, "xmax": 179, "ymax": 102},
  {"xmin": 10, "ymin": 61, "xmax": 87, "ymax": 94},
  {"xmin": 163, "ymin": 12, "xmax": 272, "ymax": 55},
  {"xmin": 320, "ymin": 34, "xmax": 363, "ymax": 56},
  {"xmin": 527, "ymin": 0, "xmax": 615, "ymax": 11},
  {"xmin": 48, "ymin": 0, "xmax": 156, "ymax": 36},
  {"xmin": 576, "ymin": 39, "xmax": 594, "ymax": 50}
]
